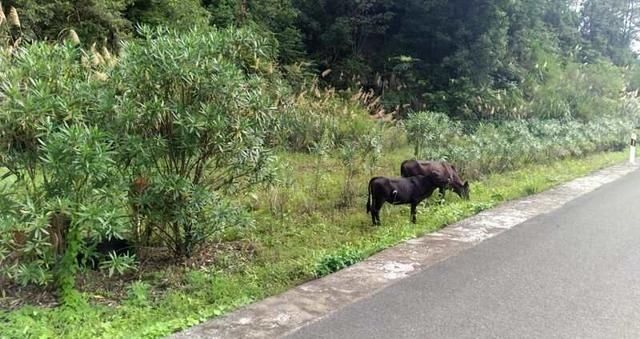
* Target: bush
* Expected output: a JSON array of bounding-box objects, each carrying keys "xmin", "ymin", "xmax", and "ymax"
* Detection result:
[
  {"xmin": 405, "ymin": 111, "xmax": 636, "ymax": 178},
  {"xmin": 404, "ymin": 111, "xmax": 461, "ymax": 158},
  {"xmin": 0, "ymin": 124, "xmax": 128, "ymax": 292},
  {"xmin": 528, "ymin": 57, "xmax": 626, "ymax": 120},
  {"xmin": 132, "ymin": 176, "xmax": 254, "ymax": 257},
  {"xmin": 0, "ymin": 25, "xmax": 291, "ymax": 291},
  {"xmin": 109, "ymin": 26, "xmax": 281, "ymax": 257},
  {"xmin": 0, "ymin": 41, "xmax": 128, "ymax": 291},
  {"xmin": 268, "ymin": 84, "xmax": 375, "ymax": 152}
]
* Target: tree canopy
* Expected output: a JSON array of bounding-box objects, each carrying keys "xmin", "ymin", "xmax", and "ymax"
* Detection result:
[{"xmin": 2, "ymin": 0, "xmax": 639, "ymax": 118}]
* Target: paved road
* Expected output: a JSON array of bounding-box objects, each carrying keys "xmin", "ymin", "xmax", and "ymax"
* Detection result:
[{"xmin": 286, "ymin": 168, "xmax": 640, "ymax": 339}]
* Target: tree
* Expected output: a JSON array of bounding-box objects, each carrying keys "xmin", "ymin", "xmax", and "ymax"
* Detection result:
[
  {"xmin": 126, "ymin": 0, "xmax": 210, "ymax": 30},
  {"xmin": 294, "ymin": 0, "xmax": 394, "ymax": 83},
  {"xmin": 580, "ymin": 0, "xmax": 640, "ymax": 64},
  {"xmin": 203, "ymin": 0, "xmax": 304, "ymax": 63},
  {"xmin": 3, "ymin": 0, "xmax": 132, "ymax": 48}
]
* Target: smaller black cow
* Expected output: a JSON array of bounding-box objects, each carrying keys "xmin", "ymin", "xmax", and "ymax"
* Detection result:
[
  {"xmin": 366, "ymin": 175, "xmax": 438, "ymax": 225},
  {"xmin": 400, "ymin": 160, "xmax": 470, "ymax": 200}
]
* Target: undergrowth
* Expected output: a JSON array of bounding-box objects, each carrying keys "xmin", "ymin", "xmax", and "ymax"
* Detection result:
[{"xmin": 0, "ymin": 150, "xmax": 626, "ymax": 338}]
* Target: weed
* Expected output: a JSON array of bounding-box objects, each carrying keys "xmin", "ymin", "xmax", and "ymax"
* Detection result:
[{"xmin": 314, "ymin": 247, "xmax": 365, "ymax": 277}]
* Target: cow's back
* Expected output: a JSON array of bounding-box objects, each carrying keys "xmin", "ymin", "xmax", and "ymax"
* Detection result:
[
  {"xmin": 400, "ymin": 160, "xmax": 419, "ymax": 177},
  {"xmin": 423, "ymin": 161, "xmax": 451, "ymax": 186},
  {"xmin": 402, "ymin": 160, "xmax": 459, "ymax": 186},
  {"xmin": 400, "ymin": 159, "xmax": 438, "ymax": 177}
]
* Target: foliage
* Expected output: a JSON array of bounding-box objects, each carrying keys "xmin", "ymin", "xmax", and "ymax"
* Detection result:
[
  {"xmin": 133, "ymin": 176, "xmax": 254, "ymax": 257},
  {"xmin": 0, "ymin": 42, "xmax": 127, "ymax": 291},
  {"xmin": 0, "ymin": 151, "xmax": 627, "ymax": 338},
  {"xmin": 3, "ymin": 0, "xmax": 640, "ymax": 119},
  {"xmin": 314, "ymin": 246, "xmax": 364, "ymax": 277},
  {"xmin": 126, "ymin": 0, "xmax": 210, "ymax": 30},
  {"xmin": 202, "ymin": 0, "xmax": 304, "ymax": 62},
  {"xmin": 0, "ymin": 24, "xmax": 290, "ymax": 289},
  {"xmin": 404, "ymin": 111, "xmax": 461, "ymax": 157},
  {"xmin": 292, "ymin": 0, "xmax": 640, "ymax": 118},
  {"xmin": 0, "ymin": 124, "xmax": 128, "ymax": 293},
  {"xmin": 100, "ymin": 251, "xmax": 137, "ymax": 277},
  {"xmin": 404, "ymin": 111, "xmax": 635, "ymax": 178},
  {"xmin": 109, "ymin": 26, "xmax": 280, "ymax": 257},
  {"xmin": 580, "ymin": 0, "xmax": 640, "ymax": 65},
  {"xmin": 267, "ymin": 85, "xmax": 375, "ymax": 152},
  {"xmin": 1, "ymin": 1, "xmax": 639, "ymax": 335},
  {"xmin": 4, "ymin": 0, "xmax": 133, "ymax": 48}
]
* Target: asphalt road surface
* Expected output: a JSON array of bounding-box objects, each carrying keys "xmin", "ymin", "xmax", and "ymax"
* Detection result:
[{"xmin": 286, "ymin": 168, "xmax": 640, "ymax": 339}]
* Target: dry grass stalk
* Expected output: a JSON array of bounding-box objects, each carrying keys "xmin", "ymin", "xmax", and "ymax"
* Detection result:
[
  {"xmin": 0, "ymin": 3, "xmax": 6, "ymax": 26},
  {"xmin": 312, "ymin": 84, "xmax": 321, "ymax": 98},
  {"xmin": 326, "ymin": 87, "xmax": 335, "ymax": 96},
  {"xmin": 81, "ymin": 55, "xmax": 90, "ymax": 68},
  {"xmin": 367, "ymin": 96, "xmax": 381, "ymax": 110},
  {"xmin": 92, "ymin": 52, "xmax": 104, "ymax": 66},
  {"xmin": 350, "ymin": 91, "xmax": 361, "ymax": 102},
  {"xmin": 93, "ymin": 71, "xmax": 108, "ymax": 81},
  {"xmin": 101, "ymin": 45, "xmax": 112, "ymax": 63},
  {"xmin": 8, "ymin": 6, "xmax": 19, "ymax": 27},
  {"xmin": 90, "ymin": 43, "xmax": 104, "ymax": 66},
  {"xmin": 68, "ymin": 29, "xmax": 80, "ymax": 45}
]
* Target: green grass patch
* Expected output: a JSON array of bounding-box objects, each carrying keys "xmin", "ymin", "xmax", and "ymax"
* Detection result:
[{"xmin": 0, "ymin": 150, "xmax": 626, "ymax": 338}]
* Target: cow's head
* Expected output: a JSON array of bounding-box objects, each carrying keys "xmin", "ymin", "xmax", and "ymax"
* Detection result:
[{"xmin": 449, "ymin": 178, "xmax": 470, "ymax": 200}]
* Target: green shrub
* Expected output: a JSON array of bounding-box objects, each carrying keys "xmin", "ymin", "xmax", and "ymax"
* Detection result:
[
  {"xmin": 109, "ymin": 26, "xmax": 281, "ymax": 257},
  {"xmin": 0, "ymin": 124, "xmax": 128, "ymax": 293},
  {"xmin": 314, "ymin": 247, "xmax": 364, "ymax": 277},
  {"xmin": 404, "ymin": 111, "xmax": 461, "ymax": 158},
  {"xmin": 268, "ymin": 85, "xmax": 375, "ymax": 152},
  {"xmin": 405, "ymin": 111, "xmax": 636, "ymax": 178},
  {"xmin": 0, "ymin": 25, "xmax": 292, "ymax": 291}
]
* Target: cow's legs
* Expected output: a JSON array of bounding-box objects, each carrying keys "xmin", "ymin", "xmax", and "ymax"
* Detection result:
[
  {"xmin": 370, "ymin": 203, "xmax": 378, "ymax": 226},
  {"xmin": 372, "ymin": 199, "xmax": 384, "ymax": 225},
  {"xmin": 410, "ymin": 203, "xmax": 417, "ymax": 224}
]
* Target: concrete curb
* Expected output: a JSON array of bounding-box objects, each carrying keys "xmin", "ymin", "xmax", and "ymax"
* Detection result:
[{"xmin": 170, "ymin": 163, "xmax": 637, "ymax": 339}]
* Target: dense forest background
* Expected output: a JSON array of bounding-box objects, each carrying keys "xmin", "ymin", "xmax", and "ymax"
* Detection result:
[{"xmin": 3, "ymin": 0, "xmax": 640, "ymax": 120}]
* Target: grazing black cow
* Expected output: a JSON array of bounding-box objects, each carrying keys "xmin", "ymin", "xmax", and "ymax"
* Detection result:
[
  {"xmin": 400, "ymin": 160, "xmax": 470, "ymax": 200},
  {"xmin": 366, "ymin": 175, "xmax": 438, "ymax": 225}
]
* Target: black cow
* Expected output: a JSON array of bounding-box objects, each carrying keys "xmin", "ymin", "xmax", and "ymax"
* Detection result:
[
  {"xmin": 400, "ymin": 160, "xmax": 469, "ymax": 200},
  {"xmin": 366, "ymin": 175, "xmax": 438, "ymax": 225}
]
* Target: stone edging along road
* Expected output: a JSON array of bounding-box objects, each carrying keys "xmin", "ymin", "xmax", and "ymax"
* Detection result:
[{"xmin": 170, "ymin": 163, "xmax": 638, "ymax": 339}]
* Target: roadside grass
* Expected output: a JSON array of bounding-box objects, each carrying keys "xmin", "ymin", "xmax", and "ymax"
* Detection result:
[{"xmin": 0, "ymin": 150, "xmax": 627, "ymax": 338}]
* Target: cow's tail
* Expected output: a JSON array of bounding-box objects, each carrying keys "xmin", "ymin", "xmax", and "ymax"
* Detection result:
[{"xmin": 366, "ymin": 178, "xmax": 373, "ymax": 214}]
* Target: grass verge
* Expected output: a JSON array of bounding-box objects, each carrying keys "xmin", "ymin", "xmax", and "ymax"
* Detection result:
[{"xmin": 0, "ymin": 150, "xmax": 627, "ymax": 338}]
